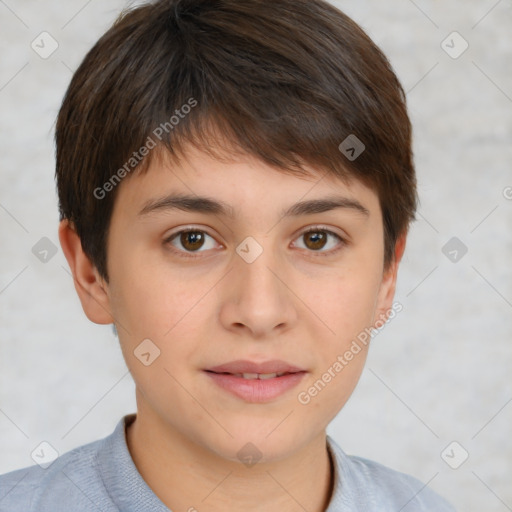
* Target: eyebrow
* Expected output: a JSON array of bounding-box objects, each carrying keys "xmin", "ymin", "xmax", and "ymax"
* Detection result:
[{"xmin": 138, "ymin": 193, "xmax": 370, "ymax": 219}]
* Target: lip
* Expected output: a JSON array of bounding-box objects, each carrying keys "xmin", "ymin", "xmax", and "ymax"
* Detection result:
[
  {"xmin": 206, "ymin": 359, "xmax": 305, "ymax": 375},
  {"xmin": 204, "ymin": 359, "xmax": 307, "ymax": 403},
  {"xmin": 205, "ymin": 371, "xmax": 307, "ymax": 403}
]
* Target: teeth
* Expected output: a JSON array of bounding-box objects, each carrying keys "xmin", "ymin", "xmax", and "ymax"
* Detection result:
[
  {"xmin": 242, "ymin": 373, "xmax": 261, "ymax": 379},
  {"xmin": 232, "ymin": 372, "xmax": 288, "ymax": 379},
  {"xmin": 258, "ymin": 373, "xmax": 278, "ymax": 380}
]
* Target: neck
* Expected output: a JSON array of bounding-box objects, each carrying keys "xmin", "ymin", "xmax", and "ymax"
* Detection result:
[{"xmin": 126, "ymin": 406, "xmax": 334, "ymax": 512}]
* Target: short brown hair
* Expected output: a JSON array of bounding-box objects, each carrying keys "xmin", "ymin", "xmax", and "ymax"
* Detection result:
[{"xmin": 56, "ymin": 0, "xmax": 417, "ymax": 282}]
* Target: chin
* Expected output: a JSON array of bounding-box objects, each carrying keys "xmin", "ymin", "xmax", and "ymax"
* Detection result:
[{"xmin": 200, "ymin": 424, "xmax": 312, "ymax": 466}]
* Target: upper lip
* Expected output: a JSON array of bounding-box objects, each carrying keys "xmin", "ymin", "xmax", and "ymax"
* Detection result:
[{"xmin": 205, "ymin": 359, "xmax": 306, "ymax": 375}]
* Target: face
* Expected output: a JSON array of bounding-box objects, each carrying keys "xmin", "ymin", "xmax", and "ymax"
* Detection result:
[{"xmin": 75, "ymin": 144, "xmax": 402, "ymax": 463}]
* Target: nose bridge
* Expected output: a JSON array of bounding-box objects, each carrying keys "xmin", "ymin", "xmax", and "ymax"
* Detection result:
[
  {"xmin": 221, "ymin": 234, "xmax": 297, "ymax": 335},
  {"xmin": 235, "ymin": 234, "xmax": 283, "ymax": 301}
]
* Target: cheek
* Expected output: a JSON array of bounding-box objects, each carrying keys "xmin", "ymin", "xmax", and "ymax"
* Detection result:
[
  {"xmin": 293, "ymin": 265, "xmax": 380, "ymax": 403},
  {"xmin": 295, "ymin": 274, "xmax": 377, "ymax": 421},
  {"xmin": 109, "ymin": 245, "xmax": 199, "ymax": 331},
  {"xmin": 108, "ymin": 252, "xmax": 221, "ymax": 376},
  {"xmin": 301, "ymin": 265, "xmax": 381, "ymax": 340}
]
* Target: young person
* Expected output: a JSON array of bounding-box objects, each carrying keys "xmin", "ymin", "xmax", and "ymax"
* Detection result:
[{"xmin": 0, "ymin": 0, "xmax": 455, "ymax": 510}]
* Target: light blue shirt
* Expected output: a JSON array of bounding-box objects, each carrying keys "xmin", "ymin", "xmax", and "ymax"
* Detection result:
[{"xmin": 0, "ymin": 414, "xmax": 455, "ymax": 511}]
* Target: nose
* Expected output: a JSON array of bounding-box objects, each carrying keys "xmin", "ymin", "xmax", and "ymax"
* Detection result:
[{"xmin": 218, "ymin": 240, "xmax": 299, "ymax": 339}]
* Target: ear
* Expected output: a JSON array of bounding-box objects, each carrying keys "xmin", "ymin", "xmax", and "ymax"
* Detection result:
[
  {"xmin": 372, "ymin": 231, "xmax": 407, "ymax": 328},
  {"xmin": 58, "ymin": 219, "xmax": 114, "ymax": 325}
]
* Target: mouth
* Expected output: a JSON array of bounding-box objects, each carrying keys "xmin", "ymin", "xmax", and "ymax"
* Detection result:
[{"xmin": 203, "ymin": 360, "xmax": 307, "ymax": 403}]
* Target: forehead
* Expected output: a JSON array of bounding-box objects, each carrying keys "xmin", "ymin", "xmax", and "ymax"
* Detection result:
[{"xmin": 114, "ymin": 144, "xmax": 380, "ymax": 221}]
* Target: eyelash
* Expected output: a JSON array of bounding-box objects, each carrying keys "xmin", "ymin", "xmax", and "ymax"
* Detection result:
[{"xmin": 164, "ymin": 225, "xmax": 346, "ymax": 259}]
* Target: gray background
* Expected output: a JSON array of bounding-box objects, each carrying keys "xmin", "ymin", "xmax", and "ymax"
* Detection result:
[{"xmin": 1, "ymin": 0, "xmax": 511, "ymax": 510}]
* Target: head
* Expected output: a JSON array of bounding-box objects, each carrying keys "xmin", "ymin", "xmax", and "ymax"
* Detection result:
[{"xmin": 57, "ymin": 0, "xmax": 416, "ymax": 463}]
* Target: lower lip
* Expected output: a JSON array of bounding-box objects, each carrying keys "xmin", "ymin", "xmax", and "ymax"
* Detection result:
[{"xmin": 204, "ymin": 371, "xmax": 307, "ymax": 403}]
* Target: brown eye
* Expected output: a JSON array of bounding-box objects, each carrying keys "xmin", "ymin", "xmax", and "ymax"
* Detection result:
[
  {"xmin": 166, "ymin": 229, "xmax": 218, "ymax": 255},
  {"xmin": 294, "ymin": 228, "xmax": 344, "ymax": 255}
]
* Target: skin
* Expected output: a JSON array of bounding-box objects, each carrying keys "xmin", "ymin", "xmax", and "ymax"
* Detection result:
[{"xmin": 59, "ymin": 143, "xmax": 406, "ymax": 512}]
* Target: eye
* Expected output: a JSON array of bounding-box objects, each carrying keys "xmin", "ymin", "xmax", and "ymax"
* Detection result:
[
  {"xmin": 293, "ymin": 226, "xmax": 345, "ymax": 255},
  {"xmin": 165, "ymin": 228, "xmax": 220, "ymax": 256},
  {"xmin": 164, "ymin": 226, "xmax": 345, "ymax": 258}
]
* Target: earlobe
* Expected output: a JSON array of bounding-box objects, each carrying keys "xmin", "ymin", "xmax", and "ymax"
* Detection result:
[{"xmin": 58, "ymin": 219, "xmax": 114, "ymax": 325}]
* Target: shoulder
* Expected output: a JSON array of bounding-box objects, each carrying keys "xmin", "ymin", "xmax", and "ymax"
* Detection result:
[
  {"xmin": 0, "ymin": 433, "xmax": 113, "ymax": 512},
  {"xmin": 326, "ymin": 435, "xmax": 456, "ymax": 511}
]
